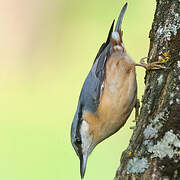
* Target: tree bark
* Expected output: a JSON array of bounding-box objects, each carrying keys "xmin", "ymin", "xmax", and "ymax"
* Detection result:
[{"xmin": 114, "ymin": 0, "xmax": 180, "ymax": 179}]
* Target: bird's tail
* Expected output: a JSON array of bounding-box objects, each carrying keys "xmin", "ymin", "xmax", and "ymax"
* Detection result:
[
  {"xmin": 111, "ymin": 3, "xmax": 127, "ymax": 49},
  {"xmin": 115, "ymin": 2, "xmax": 127, "ymax": 32}
]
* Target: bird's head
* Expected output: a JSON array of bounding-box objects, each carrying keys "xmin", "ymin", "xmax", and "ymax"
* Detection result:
[{"xmin": 71, "ymin": 116, "xmax": 97, "ymax": 179}]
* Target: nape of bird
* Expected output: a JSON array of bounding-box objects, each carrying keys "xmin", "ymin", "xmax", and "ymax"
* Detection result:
[{"xmin": 71, "ymin": 3, "xmax": 166, "ymax": 179}]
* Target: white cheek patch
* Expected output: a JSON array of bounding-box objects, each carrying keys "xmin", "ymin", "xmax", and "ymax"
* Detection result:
[{"xmin": 80, "ymin": 120, "xmax": 92, "ymax": 154}]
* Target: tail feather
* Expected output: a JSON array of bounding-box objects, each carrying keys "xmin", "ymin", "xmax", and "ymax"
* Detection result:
[
  {"xmin": 115, "ymin": 2, "xmax": 128, "ymax": 32},
  {"xmin": 106, "ymin": 20, "xmax": 115, "ymax": 43},
  {"xmin": 113, "ymin": 2, "xmax": 127, "ymax": 50}
]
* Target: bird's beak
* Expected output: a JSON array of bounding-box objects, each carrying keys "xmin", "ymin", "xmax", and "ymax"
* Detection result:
[{"xmin": 80, "ymin": 153, "xmax": 88, "ymax": 179}]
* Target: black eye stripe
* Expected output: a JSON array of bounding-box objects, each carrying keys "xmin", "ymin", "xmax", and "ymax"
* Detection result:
[
  {"xmin": 74, "ymin": 103, "xmax": 83, "ymax": 148},
  {"xmin": 75, "ymin": 136, "xmax": 82, "ymax": 145},
  {"xmin": 76, "ymin": 139, "xmax": 82, "ymax": 144},
  {"xmin": 75, "ymin": 104, "xmax": 83, "ymax": 146}
]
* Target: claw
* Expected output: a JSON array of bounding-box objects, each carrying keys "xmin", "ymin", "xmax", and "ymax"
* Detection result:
[
  {"xmin": 132, "ymin": 120, "xmax": 137, "ymax": 122},
  {"xmin": 129, "ymin": 126, "xmax": 135, "ymax": 130},
  {"xmin": 140, "ymin": 57, "xmax": 148, "ymax": 64},
  {"xmin": 145, "ymin": 62, "xmax": 166, "ymax": 70},
  {"xmin": 136, "ymin": 57, "xmax": 167, "ymax": 70},
  {"xmin": 137, "ymin": 49, "xmax": 169, "ymax": 70}
]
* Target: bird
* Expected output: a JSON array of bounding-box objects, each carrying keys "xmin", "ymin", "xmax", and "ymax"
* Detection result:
[{"xmin": 71, "ymin": 3, "xmax": 166, "ymax": 179}]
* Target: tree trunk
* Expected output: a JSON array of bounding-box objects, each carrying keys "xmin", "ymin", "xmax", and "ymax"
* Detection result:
[{"xmin": 114, "ymin": 0, "xmax": 180, "ymax": 179}]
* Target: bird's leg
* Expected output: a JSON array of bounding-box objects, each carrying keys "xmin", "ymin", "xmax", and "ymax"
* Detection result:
[
  {"xmin": 135, "ymin": 54, "xmax": 169, "ymax": 70},
  {"xmin": 130, "ymin": 99, "xmax": 140, "ymax": 130}
]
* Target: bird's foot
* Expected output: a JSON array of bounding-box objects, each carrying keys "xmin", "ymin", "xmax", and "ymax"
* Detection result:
[
  {"xmin": 136, "ymin": 51, "xmax": 169, "ymax": 70},
  {"xmin": 136, "ymin": 57, "xmax": 167, "ymax": 70}
]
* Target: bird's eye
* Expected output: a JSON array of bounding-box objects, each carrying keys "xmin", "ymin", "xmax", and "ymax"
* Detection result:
[{"xmin": 75, "ymin": 137, "xmax": 82, "ymax": 145}]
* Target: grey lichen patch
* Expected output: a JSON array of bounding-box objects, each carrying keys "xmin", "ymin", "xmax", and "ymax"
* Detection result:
[
  {"xmin": 164, "ymin": 24, "xmax": 179, "ymax": 40},
  {"xmin": 144, "ymin": 140, "xmax": 150, "ymax": 146},
  {"xmin": 177, "ymin": 61, "xmax": 180, "ymax": 68},
  {"xmin": 176, "ymin": 86, "xmax": 179, "ymax": 91},
  {"xmin": 163, "ymin": 25, "xmax": 174, "ymax": 40},
  {"xmin": 169, "ymin": 100, "xmax": 174, "ymax": 105},
  {"xmin": 156, "ymin": 24, "xmax": 179, "ymax": 41},
  {"xmin": 143, "ymin": 111, "xmax": 170, "ymax": 151},
  {"xmin": 166, "ymin": 8, "xmax": 180, "ymax": 40},
  {"xmin": 144, "ymin": 125, "xmax": 158, "ymax": 139},
  {"xmin": 144, "ymin": 140, "xmax": 153, "ymax": 146},
  {"xmin": 176, "ymin": 98, "xmax": 180, "ymax": 104},
  {"xmin": 157, "ymin": 26, "xmax": 164, "ymax": 38},
  {"xmin": 153, "ymin": 112, "xmax": 165, "ymax": 123},
  {"xmin": 127, "ymin": 157, "xmax": 149, "ymax": 174},
  {"xmin": 156, "ymin": 7, "xmax": 180, "ymax": 41},
  {"xmin": 169, "ymin": 93, "xmax": 175, "ymax": 105},
  {"xmin": 150, "ymin": 112, "xmax": 165, "ymax": 126},
  {"xmin": 157, "ymin": 74, "xmax": 164, "ymax": 85},
  {"xmin": 148, "ymin": 130, "xmax": 180, "ymax": 159},
  {"xmin": 143, "ymin": 112, "xmax": 165, "ymax": 142},
  {"xmin": 174, "ymin": 13, "xmax": 180, "ymax": 22},
  {"xmin": 170, "ymin": 92, "xmax": 175, "ymax": 98},
  {"xmin": 172, "ymin": 9, "xmax": 180, "ymax": 23}
]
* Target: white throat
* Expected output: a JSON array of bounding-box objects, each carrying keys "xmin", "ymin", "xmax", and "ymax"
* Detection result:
[{"xmin": 80, "ymin": 120, "xmax": 92, "ymax": 154}]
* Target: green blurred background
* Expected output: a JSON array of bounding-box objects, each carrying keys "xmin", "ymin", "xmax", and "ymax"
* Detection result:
[{"xmin": 0, "ymin": 0, "xmax": 155, "ymax": 179}]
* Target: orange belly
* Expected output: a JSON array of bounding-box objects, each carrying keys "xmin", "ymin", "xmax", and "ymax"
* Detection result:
[
  {"xmin": 97, "ymin": 55, "xmax": 137, "ymax": 140},
  {"xmin": 84, "ymin": 54, "xmax": 137, "ymax": 143}
]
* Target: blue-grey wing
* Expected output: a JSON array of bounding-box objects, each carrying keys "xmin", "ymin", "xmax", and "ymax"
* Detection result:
[
  {"xmin": 78, "ymin": 19, "xmax": 115, "ymax": 113},
  {"xmin": 71, "ymin": 43, "xmax": 112, "ymax": 146},
  {"xmin": 71, "ymin": 21, "xmax": 114, "ymax": 145}
]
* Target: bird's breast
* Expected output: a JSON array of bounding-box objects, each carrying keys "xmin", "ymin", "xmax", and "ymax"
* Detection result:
[
  {"xmin": 96, "ymin": 55, "xmax": 137, "ymax": 137},
  {"xmin": 83, "ymin": 55, "xmax": 137, "ymax": 143}
]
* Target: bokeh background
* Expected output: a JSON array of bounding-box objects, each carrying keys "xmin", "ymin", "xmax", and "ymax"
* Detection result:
[{"xmin": 0, "ymin": 0, "xmax": 155, "ymax": 179}]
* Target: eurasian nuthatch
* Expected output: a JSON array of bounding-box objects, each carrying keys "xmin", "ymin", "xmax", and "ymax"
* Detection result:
[{"xmin": 71, "ymin": 3, "xmax": 166, "ymax": 179}]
